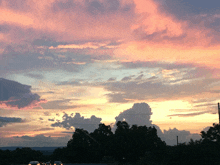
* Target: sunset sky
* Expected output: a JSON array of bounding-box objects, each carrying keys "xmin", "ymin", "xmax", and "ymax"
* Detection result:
[{"xmin": 1, "ymin": 0, "xmax": 220, "ymax": 147}]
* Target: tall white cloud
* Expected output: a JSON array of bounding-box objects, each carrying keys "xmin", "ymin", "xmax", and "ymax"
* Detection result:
[{"xmin": 113, "ymin": 102, "xmax": 203, "ymax": 145}]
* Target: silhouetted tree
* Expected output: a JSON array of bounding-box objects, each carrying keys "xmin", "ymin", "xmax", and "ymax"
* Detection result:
[
  {"xmin": 11, "ymin": 147, "xmax": 43, "ymax": 164},
  {"xmin": 112, "ymin": 121, "xmax": 166, "ymax": 163},
  {"xmin": 64, "ymin": 121, "xmax": 167, "ymax": 163},
  {"xmin": 65, "ymin": 124, "xmax": 114, "ymax": 163},
  {"xmin": 162, "ymin": 130, "xmax": 220, "ymax": 165},
  {"xmin": 0, "ymin": 149, "xmax": 12, "ymax": 165},
  {"xmin": 90, "ymin": 123, "xmax": 114, "ymax": 162},
  {"xmin": 201, "ymin": 123, "xmax": 220, "ymax": 142},
  {"xmin": 187, "ymin": 138, "xmax": 202, "ymax": 146},
  {"xmin": 66, "ymin": 128, "xmax": 94, "ymax": 163},
  {"xmin": 51, "ymin": 147, "xmax": 68, "ymax": 163}
]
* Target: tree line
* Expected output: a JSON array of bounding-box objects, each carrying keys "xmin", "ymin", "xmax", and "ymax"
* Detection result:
[
  {"xmin": 1, "ymin": 122, "xmax": 220, "ymax": 165},
  {"xmin": 0, "ymin": 147, "xmax": 48, "ymax": 165}
]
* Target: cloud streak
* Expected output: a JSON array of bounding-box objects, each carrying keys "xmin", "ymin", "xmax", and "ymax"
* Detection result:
[{"xmin": 167, "ymin": 111, "xmax": 210, "ymax": 117}]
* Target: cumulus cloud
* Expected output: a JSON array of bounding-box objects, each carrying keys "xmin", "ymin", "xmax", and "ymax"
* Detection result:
[
  {"xmin": 115, "ymin": 103, "xmax": 153, "ymax": 126},
  {"xmin": 113, "ymin": 102, "xmax": 164, "ymax": 137},
  {"xmin": 162, "ymin": 128, "xmax": 201, "ymax": 146},
  {"xmin": 113, "ymin": 102, "xmax": 202, "ymax": 145},
  {"xmin": 51, "ymin": 112, "xmax": 102, "ymax": 132},
  {"xmin": 0, "ymin": 116, "xmax": 25, "ymax": 127},
  {"xmin": 0, "ymin": 78, "xmax": 46, "ymax": 109}
]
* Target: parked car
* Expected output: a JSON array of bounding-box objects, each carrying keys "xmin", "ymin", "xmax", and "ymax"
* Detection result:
[
  {"xmin": 28, "ymin": 161, "xmax": 40, "ymax": 165},
  {"xmin": 54, "ymin": 161, "xmax": 63, "ymax": 165},
  {"xmin": 45, "ymin": 162, "xmax": 51, "ymax": 165}
]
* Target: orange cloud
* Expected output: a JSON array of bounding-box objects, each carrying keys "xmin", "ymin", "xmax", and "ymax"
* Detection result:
[
  {"xmin": 112, "ymin": 0, "xmax": 220, "ymax": 69},
  {"xmin": 114, "ymin": 41, "xmax": 220, "ymax": 68},
  {"xmin": 132, "ymin": 0, "xmax": 185, "ymax": 37},
  {"xmin": 0, "ymin": 9, "xmax": 34, "ymax": 26},
  {"xmin": 0, "ymin": 0, "xmax": 135, "ymax": 44},
  {"xmin": 0, "ymin": 0, "xmax": 219, "ymax": 71}
]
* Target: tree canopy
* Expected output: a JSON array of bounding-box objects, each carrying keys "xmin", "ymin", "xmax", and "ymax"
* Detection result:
[
  {"xmin": 3, "ymin": 122, "xmax": 220, "ymax": 165},
  {"xmin": 201, "ymin": 123, "xmax": 220, "ymax": 142},
  {"xmin": 64, "ymin": 121, "xmax": 166, "ymax": 163}
]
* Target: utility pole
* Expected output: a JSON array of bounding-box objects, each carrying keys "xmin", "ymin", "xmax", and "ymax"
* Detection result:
[
  {"xmin": 177, "ymin": 136, "xmax": 178, "ymax": 146},
  {"xmin": 218, "ymin": 103, "xmax": 220, "ymax": 124}
]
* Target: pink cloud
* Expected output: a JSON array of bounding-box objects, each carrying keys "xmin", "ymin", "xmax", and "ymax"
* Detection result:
[
  {"xmin": 0, "ymin": 98, "xmax": 47, "ymax": 110},
  {"xmin": 0, "ymin": 0, "xmax": 136, "ymax": 45},
  {"xmin": 0, "ymin": 0, "xmax": 219, "ymax": 71}
]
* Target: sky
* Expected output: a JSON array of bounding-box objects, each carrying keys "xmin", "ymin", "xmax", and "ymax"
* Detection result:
[{"xmin": 1, "ymin": 0, "xmax": 220, "ymax": 147}]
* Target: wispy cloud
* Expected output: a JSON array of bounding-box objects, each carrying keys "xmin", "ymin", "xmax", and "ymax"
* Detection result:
[{"xmin": 167, "ymin": 111, "xmax": 210, "ymax": 117}]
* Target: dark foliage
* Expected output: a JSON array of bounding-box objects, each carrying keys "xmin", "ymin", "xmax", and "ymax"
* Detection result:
[
  {"xmin": 0, "ymin": 147, "xmax": 49, "ymax": 165},
  {"xmin": 201, "ymin": 123, "xmax": 220, "ymax": 142},
  {"xmin": 111, "ymin": 121, "xmax": 166, "ymax": 163},
  {"xmin": 0, "ymin": 149, "xmax": 12, "ymax": 165},
  {"xmin": 2, "ymin": 122, "xmax": 220, "ymax": 165},
  {"xmin": 59, "ymin": 121, "xmax": 166, "ymax": 163}
]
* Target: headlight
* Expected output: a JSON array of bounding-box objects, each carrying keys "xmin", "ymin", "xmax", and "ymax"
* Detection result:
[
  {"xmin": 28, "ymin": 164, "xmax": 31, "ymax": 165},
  {"xmin": 37, "ymin": 164, "xmax": 40, "ymax": 165}
]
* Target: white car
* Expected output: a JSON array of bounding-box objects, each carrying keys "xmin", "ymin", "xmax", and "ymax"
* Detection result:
[
  {"xmin": 28, "ymin": 161, "xmax": 40, "ymax": 165},
  {"xmin": 54, "ymin": 161, "xmax": 63, "ymax": 165}
]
